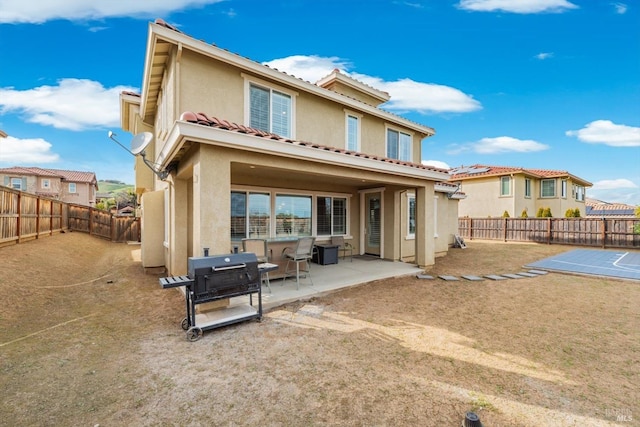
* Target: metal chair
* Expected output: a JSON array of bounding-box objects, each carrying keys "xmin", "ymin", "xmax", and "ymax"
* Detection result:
[
  {"xmin": 282, "ymin": 236, "xmax": 316, "ymax": 289},
  {"xmin": 242, "ymin": 238, "xmax": 272, "ymax": 293},
  {"xmin": 331, "ymin": 235, "xmax": 353, "ymax": 262}
]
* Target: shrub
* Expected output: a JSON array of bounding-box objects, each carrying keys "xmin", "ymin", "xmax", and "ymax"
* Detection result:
[
  {"xmin": 502, "ymin": 210, "xmax": 510, "ymax": 218},
  {"xmin": 536, "ymin": 207, "xmax": 545, "ymax": 218},
  {"xmin": 565, "ymin": 208, "xmax": 581, "ymax": 218},
  {"xmin": 542, "ymin": 207, "xmax": 553, "ymax": 218},
  {"xmin": 521, "ymin": 209, "xmax": 528, "ymax": 218}
]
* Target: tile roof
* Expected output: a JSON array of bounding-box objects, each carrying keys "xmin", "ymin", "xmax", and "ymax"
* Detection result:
[
  {"xmin": 179, "ymin": 111, "xmax": 449, "ymax": 175},
  {"xmin": 585, "ymin": 198, "xmax": 637, "ymax": 217},
  {"xmin": 449, "ymin": 164, "xmax": 592, "ymax": 185},
  {"xmin": 0, "ymin": 166, "xmax": 97, "ymax": 183}
]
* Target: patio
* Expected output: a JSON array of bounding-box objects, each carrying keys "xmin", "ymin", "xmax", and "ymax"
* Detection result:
[{"xmin": 241, "ymin": 256, "xmax": 425, "ymax": 311}]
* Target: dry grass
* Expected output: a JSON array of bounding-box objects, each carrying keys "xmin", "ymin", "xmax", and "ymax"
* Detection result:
[{"xmin": 0, "ymin": 232, "xmax": 638, "ymax": 426}]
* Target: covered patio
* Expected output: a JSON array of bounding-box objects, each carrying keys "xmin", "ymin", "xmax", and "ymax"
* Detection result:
[{"xmin": 246, "ymin": 256, "xmax": 424, "ymax": 311}]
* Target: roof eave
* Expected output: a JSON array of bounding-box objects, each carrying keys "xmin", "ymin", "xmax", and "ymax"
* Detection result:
[{"xmin": 158, "ymin": 121, "xmax": 448, "ymax": 182}]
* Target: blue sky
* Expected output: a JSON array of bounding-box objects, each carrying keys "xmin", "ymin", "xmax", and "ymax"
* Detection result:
[{"xmin": 0, "ymin": 0, "xmax": 638, "ymax": 205}]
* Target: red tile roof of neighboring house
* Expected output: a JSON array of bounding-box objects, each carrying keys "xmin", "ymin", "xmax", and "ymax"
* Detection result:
[
  {"xmin": 179, "ymin": 111, "xmax": 449, "ymax": 175},
  {"xmin": 0, "ymin": 166, "xmax": 97, "ymax": 184},
  {"xmin": 585, "ymin": 198, "xmax": 637, "ymax": 217},
  {"xmin": 449, "ymin": 164, "xmax": 592, "ymax": 186}
]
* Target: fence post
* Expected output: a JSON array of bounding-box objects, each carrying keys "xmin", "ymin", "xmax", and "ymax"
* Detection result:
[
  {"xmin": 36, "ymin": 197, "xmax": 41, "ymax": 239},
  {"xmin": 503, "ymin": 217, "xmax": 508, "ymax": 242},
  {"xmin": 469, "ymin": 218, "xmax": 473, "ymax": 240},
  {"xmin": 547, "ymin": 218, "xmax": 552, "ymax": 244},
  {"xmin": 601, "ymin": 218, "xmax": 606, "ymax": 249},
  {"xmin": 16, "ymin": 191, "xmax": 22, "ymax": 243}
]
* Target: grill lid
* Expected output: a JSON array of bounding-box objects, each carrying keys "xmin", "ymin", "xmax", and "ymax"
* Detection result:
[{"xmin": 188, "ymin": 252, "xmax": 258, "ymax": 278}]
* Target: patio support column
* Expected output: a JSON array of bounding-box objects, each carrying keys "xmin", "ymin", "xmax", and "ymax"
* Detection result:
[
  {"xmin": 169, "ymin": 177, "xmax": 188, "ymax": 276},
  {"xmin": 415, "ymin": 184, "xmax": 436, "ymax": 268},
  {"xmin": 193, "ymin": 145, "xmax": 231, "ymax": 256}
]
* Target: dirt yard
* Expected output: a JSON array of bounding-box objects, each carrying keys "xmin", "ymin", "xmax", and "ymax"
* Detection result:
[{"xmin": 0, "ymin": 232, "xmax": 638, "ymax": 426}]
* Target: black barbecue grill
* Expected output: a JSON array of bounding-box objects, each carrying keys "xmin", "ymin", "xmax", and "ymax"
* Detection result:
[{"xmin": 160, "ymin": 252, "xmax": 275, "ymax": 341}]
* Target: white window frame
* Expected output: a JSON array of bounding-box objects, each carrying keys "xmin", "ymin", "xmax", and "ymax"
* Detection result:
[
  {"xmin": 500, "ymin": 176, "xmax": 511, "ymax": 196},
  {"xmin": 68, "ymin": 183, "xmax": 77, "ymax": 194},
  {"xmin": 231, "ymin": 185, "xmax": 351, "ymax": 241},
  {"xmin": 242, "ymin": 74, "xmax": 297, "ymax": 139},
  {"xmin": 385, "ymin": 126, "xmax": 413, "ymax": 162},
  {"xmin": 10, "ymin": 177, "xmax": 22, "ymax": 190},
  {"xmin": 317, "ymin": 195, "xmax": 348, "ymax": 237},
  {"xmin": 561, "ymin": 180, "xmax": 567, "ymax": 198},
  {"xmin": 407, "ymin": 193, "xmax": 416, "ymax": 239},
  {"xmin": 524, "ymin": 178, "xmax": 531, "ymax": 198},
  {"xmin": 42, "ymin": 179, "xmax": 50, "ymax": 190},
  {"xmin": 345, "ymin": 110, "xmax": 361, "ymax": 152},
  {"xmin": 541, "ymin": 179, "xmax": 556, "ymax": 198}
]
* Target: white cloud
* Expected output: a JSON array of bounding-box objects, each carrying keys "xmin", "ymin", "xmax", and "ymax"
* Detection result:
[
  {"xmin": 0, "ymin": 0, "xmax": 223, "ymax": 24},
  {"xmin": 449, "ymin": 136, "xmax": 549, "ymax": 154},
  {"xmin": 457, "ymin": 0, "xmax": 578, "ymax": 13},
  {"xmin": 0, "ymin": 135, "xmax": 60, "ymax": 163},
  {"xmin": 422, "ymin": 160, "xmax": 451, "ymax": 170},
  {"xmin": 535, "ymin": 52, "xmax": 554, "ymax": 60},
  {"xmin": 591, "ymin": 179, "xmax": 638, "ymax": 190},
  {"xmin": 612, "ymin": 2, "xmax": 627, "ymax": 14},
  {"xmin": 263, "ymin": 56, "xmax": 352, "ymax": 83},
  {"xmin": 0, "ymin": 79, "xmax": 138, "ymax": 131},
  {"xmin": 566, "ymin": 120, "xmax": 640, "ymax": 147},
  {"xmin": 588, "ymin": 179, "xmax": 640, "ymax": 205},
  {"xmin": 263, "ymin": 55, "xmax": 482, "ymax": 114}
]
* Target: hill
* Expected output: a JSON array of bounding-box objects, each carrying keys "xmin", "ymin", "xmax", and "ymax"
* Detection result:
[{"xmin": 98, "ymin": 180, "xmax": 134, "ymax": 194}]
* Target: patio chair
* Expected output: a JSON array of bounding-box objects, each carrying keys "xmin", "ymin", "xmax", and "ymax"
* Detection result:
[
  {"xmin": 282, "ymin": 236, "xmax": 316, "ymax": 289},
  {"xmin": 331, "ymin": 235, "xmax": 353, "ymax": 262},
  {"xmin": 242, "ymin": 238, "xmax": 272, "ymax": 293}
]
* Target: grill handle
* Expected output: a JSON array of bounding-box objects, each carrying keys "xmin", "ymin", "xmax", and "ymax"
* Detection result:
[{"xmin": 211, "ymin": 263, "xmax": 247, "ymax": 272}]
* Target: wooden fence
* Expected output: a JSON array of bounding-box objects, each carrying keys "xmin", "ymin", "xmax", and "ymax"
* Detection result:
[
  {"xmin": 0, "ymin": 185, "xmax": 139, "ymax": 247},
  {"xmin": 458, "ymin": 217, "xmax": 640, "ymax": 248}
]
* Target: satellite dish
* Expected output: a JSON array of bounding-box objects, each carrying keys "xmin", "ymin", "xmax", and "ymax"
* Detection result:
[{"xmin": 130, "ymin": 132, "xmax": 153, "ymax": 155}]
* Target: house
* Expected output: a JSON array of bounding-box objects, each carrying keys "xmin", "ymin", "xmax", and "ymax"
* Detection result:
[
  {"xmin": 450, "ymin": 165, "xmax": 592, "ymax": 218},
  {"xmin": 0, "ymin": 166, "xmax": 98, "ymax": 207},
  {"xmin": 585, "ymin": 198, "xmax": 637, "ymax": 218},
  {"xmin": 120, "ymin": 19, "xmax": 463, "ymax": 276}
]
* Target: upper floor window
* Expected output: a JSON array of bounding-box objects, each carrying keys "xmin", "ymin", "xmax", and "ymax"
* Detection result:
[
  {"xmin": 42, "ymin": 179, "xmax": 50, "ymax": 189},
  {"xmin": 69, "ymin": 183, "xmax": 77, "ymax": 193},
  {"xmin": 573, "ymin": 184, "xmax": 585, "ymax": 202},
  {"xmin": 561, "ymin": 180, "xmax": 567, "ymax": 198},
  {"xmin": 10, "ymin": 177, "xmax": 22, "ymax": 190},
  {"xmin": 386, "ymin": 128, "xmax": 412, "ymax": 161},
  {"xmin": 500, "ymin": 176, "xmax": 511, "ymax": 196},
  {"xmin": 541, "ymin": 179, "xmax": 556, "ymax": 198},
  {"xmin": 249, "ymin": 83, "xmax": 292, "ymax": 138},
  {"xmin": 346, "ymin": 113, "xmax": 360, "ymax": 152},
  {"xmin": 525, "ymin": 178, "xmax": 531, "ymax": 198}
]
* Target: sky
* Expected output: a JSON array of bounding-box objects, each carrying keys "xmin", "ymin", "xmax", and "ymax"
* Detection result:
[{"xmin": 0, "ymin": 0, "xmax": 638, "ymax": 205}]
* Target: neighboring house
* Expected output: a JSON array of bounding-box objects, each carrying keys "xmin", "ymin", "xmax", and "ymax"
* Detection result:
[
  {"xmin": 585, "ymin": 198, "xmax": 637, "ymax": 218},
  {"xmin": 450, "ymin": 165, "xmax": 592, "ymax": 218},
  {"xmin": 120, "ymin": 19, "xmax": 463, "ymax": 275},
  {"xmin": 0, "ymin": 166, "xmax": 98, "ymax": 207}
]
